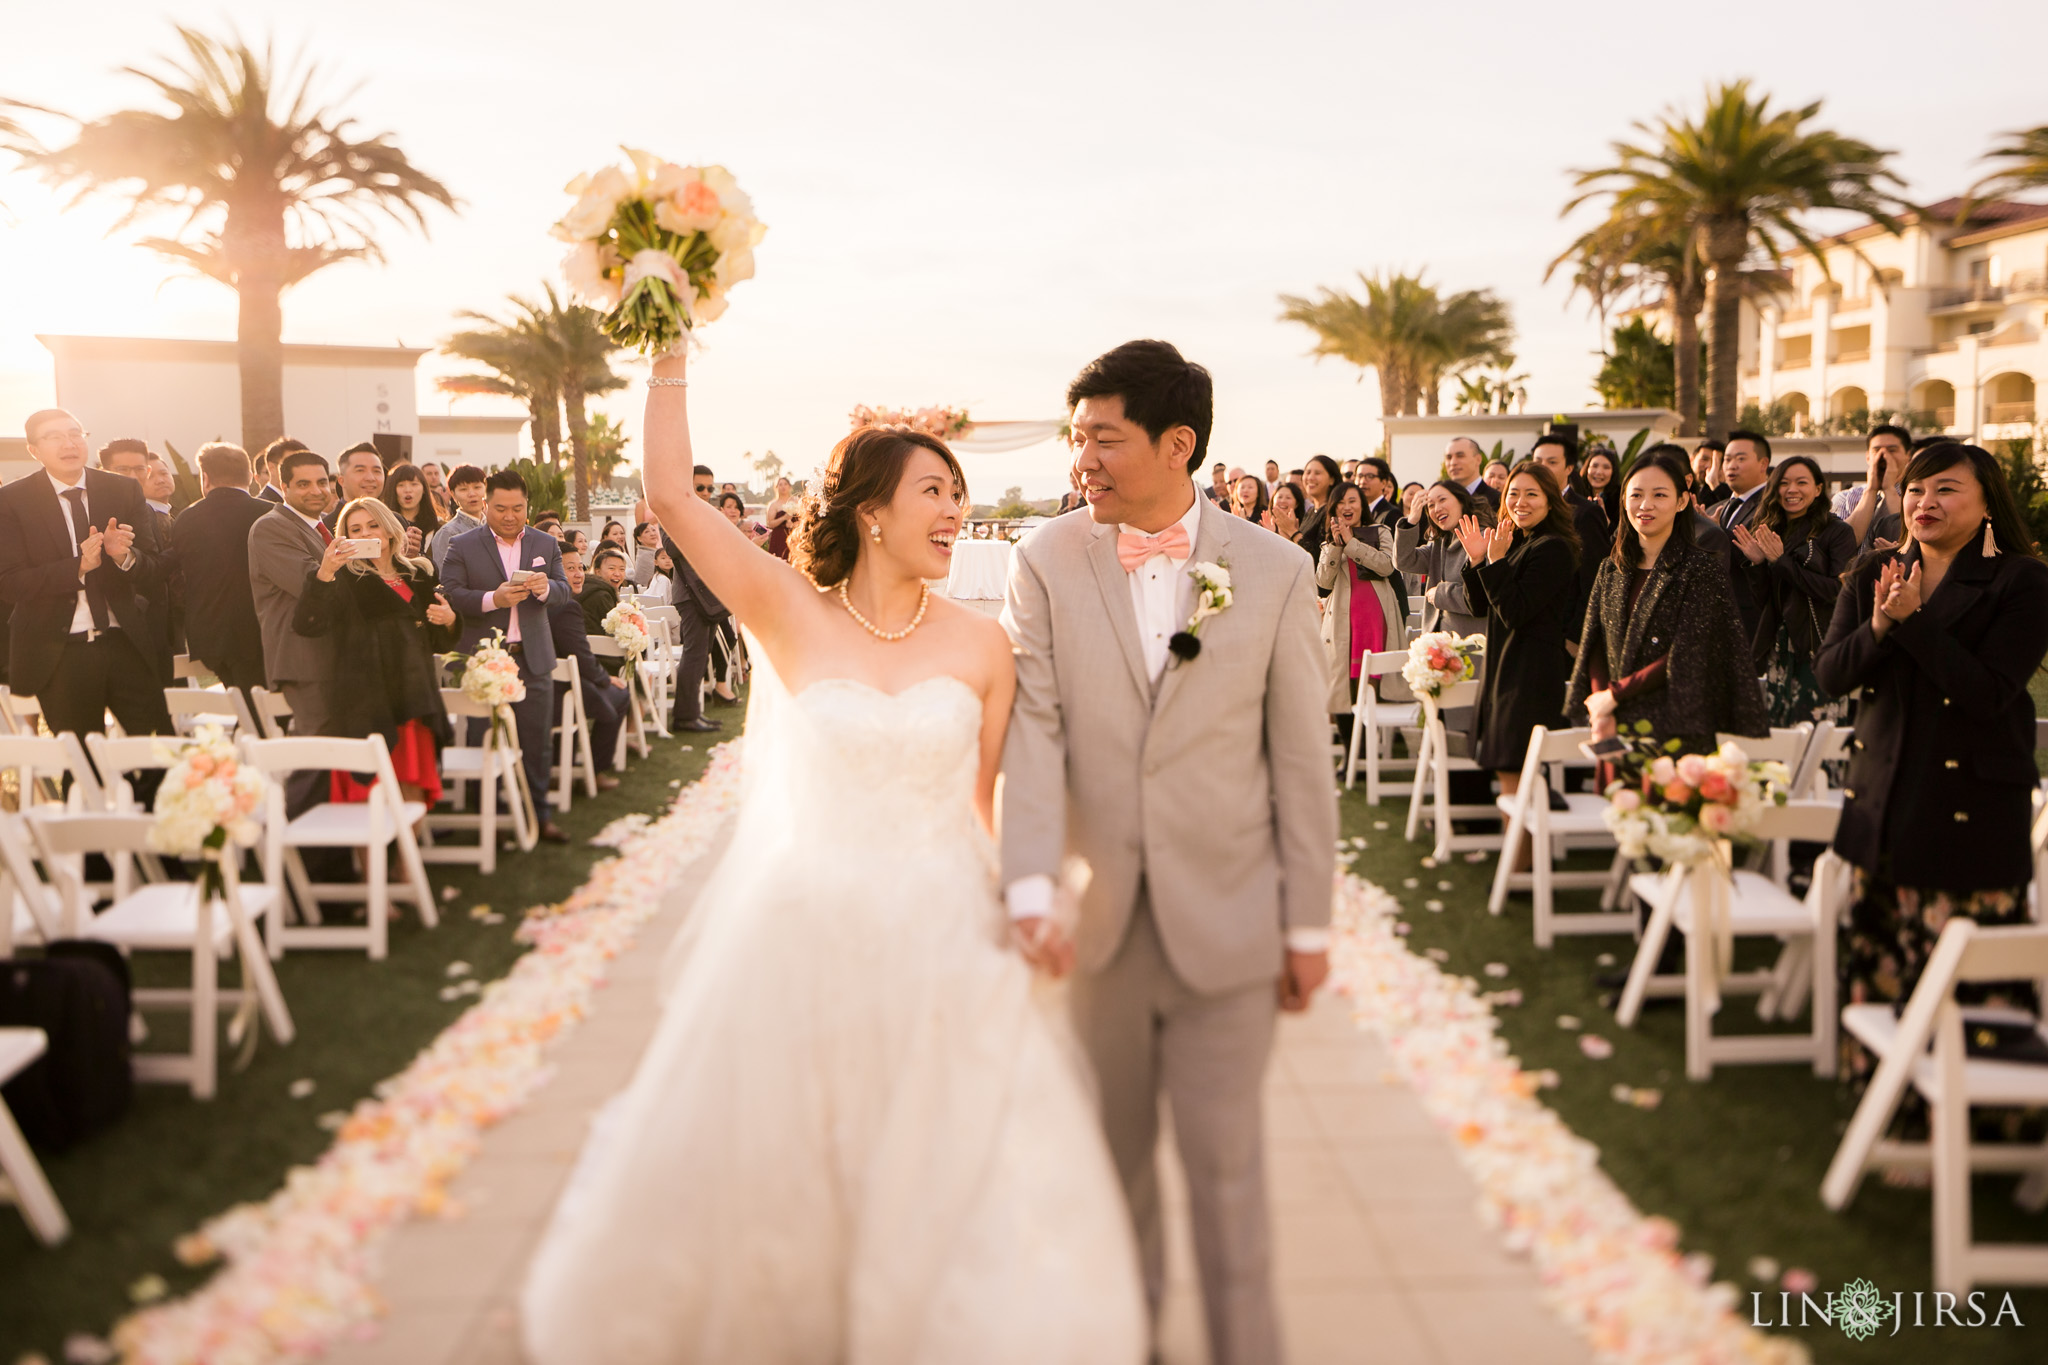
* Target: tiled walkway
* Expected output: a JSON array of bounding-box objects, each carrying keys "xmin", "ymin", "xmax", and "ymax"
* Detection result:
[{"xmin": 328, "ymin": 826, "xmax": 1590, "ymax": 1365}]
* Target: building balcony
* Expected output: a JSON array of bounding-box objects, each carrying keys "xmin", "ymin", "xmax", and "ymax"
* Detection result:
[
  {"xmin": 2009, "ymin": 269, "xmax": 2048, "ymax": 299},
  {"xmin": 1834, "ymin": 294, "xmax": 1873, "ymax": 314},
  {"xmin": 1832, "ymin": 349, "xmax": 1871, "ymax": 363},
  {"xmin": 1987, "ymin": 401, "xmax": 2037, "ymax": 424},
  {"xmin": 1778, "ymin": 306, "xmax": 1812, "ymax": 324},
  {"xmin": 1930, "ymin": 283, "xmax": 2006, "ymax": 311},
  {"xmin": 1931, "ymin": 407, "xmax": 1956, "ymax": 428},
  {"xmin": 1777, "ymin": 357, "xmax": 1810, "ymax": 370}
]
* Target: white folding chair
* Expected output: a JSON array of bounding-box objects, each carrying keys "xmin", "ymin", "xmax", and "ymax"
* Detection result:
[
  {"xmin": 0, "ymin": 1029, "xmax": 69, "ymax": 1244},
  {"xmin": 247, "ymin": 687, "xmax": 293, "ymax": 740},
  {"xmin": 237, "ymin": 735, "xmax": 437, "ymax": 960},
  {"xmin": 1721, "ymin": 725, "xmax": 1813, "ymax": 880},
  {"xmin": 0, "ymin": 810, "xmax": 65, "ymax": 957},
  {"xmin": 0, "ymin": 734, "xmax": 104, "ymax": 814},
  {"xmin": 27, "ymin": 811, "xmax": 294, "ymax": 1100},
  {"xmin": 1487, "ymin": 726, "xmax": 1631, "ymax": 945},
  {"xmin": 421, "ymin": 691, "xmax": 532, "ymax": 874},
  {"xmin": 1613, "ymin": 801, "xmax": 1845, "ymax": 1080},
  {"xmin": 1403, "ymin": 679, "xmax": 1497, "ymax": 861},
  {"xmin": 0, "ymin": 689, "xmax": 43, "ymax": 737},
  {"xmin": 1821, "ymin": 919, "xmax": 2048, "ymax": 1294},
  {"xmin": 171, "ymin": 654, "xmax": 218, "ymax": 688},
  {"xmin": 162, "ymin": 688, "xmax": 257, "ymax": 738},
  {"xmin": 550, "ymin": 657, "xmax": 598, "ymax": 811},
  {"xmin": 589, "ymin": 637, "xmax": 657, "ymax": 753},
  {"xmin": 1343, "ymin": 650, "xmax": 1422, "ymax": 801},
  {"xmin": 640, "ymin": 613, "xmax": 682, "ymax": 724}
]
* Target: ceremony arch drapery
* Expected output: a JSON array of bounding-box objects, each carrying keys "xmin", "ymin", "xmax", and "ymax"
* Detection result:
[{"xmin": 949, "ymin": 419, "xmax": 1068, "ymax": 453}]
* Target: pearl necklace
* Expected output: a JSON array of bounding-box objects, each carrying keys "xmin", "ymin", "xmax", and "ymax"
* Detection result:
[{"xmin": 837, "ymin": 580, "xmax": 930, "ymax": 642}]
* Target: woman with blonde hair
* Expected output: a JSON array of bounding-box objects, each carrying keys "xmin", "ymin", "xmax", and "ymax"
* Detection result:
[{"xmin": 294, "ymin": 496, "xmax": 459, "ymax": 806}]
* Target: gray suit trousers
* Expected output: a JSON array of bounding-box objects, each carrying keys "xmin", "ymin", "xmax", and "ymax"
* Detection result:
[
  {"xmin": 1071, "ymin": 891, "xmax": 1280, "ymax": 1365},
  {"xmin": 277, "ymin": 680, "xmax": 336, "ymax": 818}
]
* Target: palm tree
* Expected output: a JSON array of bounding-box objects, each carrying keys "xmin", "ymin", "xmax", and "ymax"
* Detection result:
[
  {"xmin": 531, "ymin": 287, "xmax": 628, "ymax": 521},
  {"xmin": 1565, "ymin": 81, "xmax": 1910, "ymax": 439},
  {"xmin": 1, "ymin": 28, "xmax": 455, "ymax": 451},
  {"xmin": 1550, "ymin": 209, "xmax": 1706, "ymax": 431},
  {"xmin": 440, "ymin": 316, "xmax": 563, "ymax": 467},
  {"xmin": 1965, "ymin": 125, "xmax": 2048, "ymax": 209},
  {"xmin": 1278, "ymin": 270, "xmax": 1512, "ymax": 417}
]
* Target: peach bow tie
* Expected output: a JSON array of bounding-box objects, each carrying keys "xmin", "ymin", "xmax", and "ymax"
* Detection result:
[{"xmin": 1117, "ymin": 523, "xmax": 1190, "ymax": 572}]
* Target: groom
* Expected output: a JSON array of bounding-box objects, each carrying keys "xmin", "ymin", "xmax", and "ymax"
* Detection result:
[{"xmin": 1001, "ymin": 340, "xmax": 1338, "ymax": 1364}]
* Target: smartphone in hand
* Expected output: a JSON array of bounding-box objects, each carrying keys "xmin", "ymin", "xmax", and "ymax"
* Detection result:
[
  {"xmin": 1580, "ymin": 736, "xmax": 1630, "ymax": 763},
  {"xmin": 342, "ymin": 538, "xmax": 382, "ymax": 560}
]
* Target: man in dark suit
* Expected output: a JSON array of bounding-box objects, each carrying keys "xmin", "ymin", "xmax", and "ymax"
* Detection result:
[
  {"xmin": 1710, "ymin": 430, "xmax": 1773, "ymax": 642},
  {"xmin": 1527, "ymin": 433, "xmax": 1612, "ymax": 645},
  {"xmin": 97, "ymin": 438, "xmax": 180, "ymax": 683},
  {"xmin": 1357, "ymin": 457, "xmax": 1402, "ymax": 529},
  {"xmin": 325, "ymin": 443, "xmax": 388, "ymax": 527},
  {"xmin": 1691, "ymin": 439, "xmax": 1731, "ymax": 508},
  {"xmin": 552, "ymin": 548, "xmax": 629, "ymax": 786},
  {"xmin": 0, "ymin": 409, "xmax": 172, "ymax": 744},
  {"xmin": 173, "ymin": 443, "xmax": 270, "ymax": 691},
  {"xmin": 1442, "ymin": 436, "xmax": 1500, "ymax": 510},
  {"xmin": 441, "ymin": 468, "xmax": 571, "ymax": 843},
  {"xmin": 659, "ymin": 463, "xmax": 730, "ymax": 735}
]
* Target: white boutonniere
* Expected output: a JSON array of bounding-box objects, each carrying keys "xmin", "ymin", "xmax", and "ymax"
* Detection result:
[{"xmin": 1170, "ymin": 560, "xmax": 1233, "ymax": 663}]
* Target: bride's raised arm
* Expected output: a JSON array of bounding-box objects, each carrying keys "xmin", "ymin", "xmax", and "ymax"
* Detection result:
[{"xmin": 643, "ymin": 351, "xmax": 821, "ymax": 648}]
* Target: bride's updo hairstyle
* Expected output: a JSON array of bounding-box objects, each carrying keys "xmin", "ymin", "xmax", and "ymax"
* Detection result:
[{"xmin": 791, "ymin": 426, "xmax": 968, "ymax": 588}]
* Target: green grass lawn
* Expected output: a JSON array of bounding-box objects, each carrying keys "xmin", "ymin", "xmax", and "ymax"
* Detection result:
[
  {"xmin": 1338, "ymin": 741, "xmax": 2047, "ymax": 1363},
  {"xmin": 0, "ymin": 724, "xmax": 725, "ymax": 1362}
]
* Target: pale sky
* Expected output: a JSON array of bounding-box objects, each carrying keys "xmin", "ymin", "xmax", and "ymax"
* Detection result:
[{"xmin": 2, "ymin": 0, "xmax": 2043, "ymax": 497}]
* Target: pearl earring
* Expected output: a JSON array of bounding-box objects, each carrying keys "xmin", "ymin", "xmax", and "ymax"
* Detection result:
[{"xmin": 870, "ymin": 524, "xmax": 882, "ymax": 542}]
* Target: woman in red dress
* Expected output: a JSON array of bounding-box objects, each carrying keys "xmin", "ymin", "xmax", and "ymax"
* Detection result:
[{"xmin": 294, "ymin": 497, "xmax": 459, "ymax": 808}]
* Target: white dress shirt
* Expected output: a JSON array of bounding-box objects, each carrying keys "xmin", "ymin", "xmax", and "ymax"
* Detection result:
[
  {"xmin": 47, "ymin": 468, "xmax": 97, "ymax": 636},
  {"xmin": 1003, "ymin": 493, "xmax": 1327, "ymax": 955}
]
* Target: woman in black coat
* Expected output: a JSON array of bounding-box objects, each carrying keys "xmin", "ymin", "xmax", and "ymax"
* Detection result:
[
  {"xmin": 294, "ymin": 497, "xmax": 458, "ymax": 806},
  {"xmin": 1732, "ymin": 455, "xmax": 1858, "ymax": 727},
  {"xmin": 1814, "ymin": 441, "xmax": 2048, "ymax": 1075},
  {"xmin": 1455, "ymin": 460, "xmax": 1580, "ymax": 790},
  {"xmin": 1567, "ymin": 447, "xmax": 1767, "ymax": 753}
]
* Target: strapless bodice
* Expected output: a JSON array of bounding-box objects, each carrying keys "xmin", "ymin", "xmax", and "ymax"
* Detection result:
[{"xmin": 779, "ymin": 675, "xmax": 986, "ymax": 848}]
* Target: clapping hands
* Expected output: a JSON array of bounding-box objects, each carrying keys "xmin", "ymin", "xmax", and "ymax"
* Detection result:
[
  {"xmin": 1871, "ymin": 558, "xmax": 1923, "ymax": 637},
  {"xmin": 1731, "ymin": 524, "xmax": 1784, "ymax": 563}
]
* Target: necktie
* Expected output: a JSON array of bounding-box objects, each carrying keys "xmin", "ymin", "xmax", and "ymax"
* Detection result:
[
  {"xmin": 61, "ymin": 487, "xmax": 111, "ymax": 632},
  {"xmin": 1117, "ymin": 523, "xmax": 1190, "ymax": 572},
  {"xmin": 317, "ymin": 520, "xmax": 334, "ymax": 546}
]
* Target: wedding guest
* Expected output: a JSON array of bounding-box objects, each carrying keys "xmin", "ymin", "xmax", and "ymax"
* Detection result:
[
  {"xmin": 1357, "ymin": 457, "xmax": 1401, "ymax": 528},
  {"xmin": 293, "ymin": 497, "xmax": 457, "ymax": 807},
  {"xmin": 630, "ymin": 520, "xmax": 665, "ymax": 586},
  {"xmin": 1816, "ymin": 441, "xmax": 2048, "ymax": 1074},
  {"xmin": 1579, "ymin": 446, "xmax": 1620, "ymax": 526},
  {"xmin": 1649, "ymin": 442, "xmax": 1734, "ymax": 570},
  {"xmin": 1843, "ymin": 423, "xmax": 1909, "ymax": 551},
  {"xmin": 248, "ymin": 449, "xmax": 340, "ymax": 815},
  {"xmin": 1206, "ymin": 461, "xmax": 1231, "ymax": 505},
  {"xmin": 1230, "ymin": 473, "xmax": 1268, "ymax": 522},
  {"xmin": 600, "ymin": 519, "xmax": 628, "ymax": 551},
  {"xmin": 1398, "ymin": 481, "xmax": 1426, "ymax": 522},
  {"xmin": 1527, "ymin": 433, "xmax": 1612, "ymax": 644},
  {"xmin": 418, "ymin": 460, "xmax": 452, "ymax": 520},
  {"xmin": 1395, "ymin": 480, "xmax": 1489, "ymax": 636},
  {"xmin": 552, "ymin": 547, "xmax": 627, "ymax": 787},
  {"xmin": 1691, "ymin": 438, "xmax": 1730, "ymax": 507},
  {"xmin": 254, "ymin": 436, "xmax": 306, "ymax": 503},
  {"xmin": 1262, "ymin": 459, "xmax": 1282, "ymax": 497},
  {"xmin": 441, "ymin": 468, "xmax": 571, "ymax": 842},
  {"xmin": 143, "ymin": 454, "xmax": 177, "ymax": 515},
  {"xmin": 1442, "ymin": 436, "xmax": 1500, "ymax": 510},
  {"xmin": 762, "ymin": 477, "xmax": 799, "ymax": 560},
  {"xmin": 580, "ymin": 546, "xmax": 626, "ymax": 634},
  {"xmin": 566, "ymin": 528, "xmax": 591, "ymax": 560},
  {"xmin": 0, "ymin": 409, "xmax": 173, "ymax": 747},
  {"xmin": 657, "ymin": 464, "xmax": 729, "ymax": 734},
  {"xmin": 1295, "ymin": 454, "xmax": 1343, "ymax": 565},
  {"xmin": 172, "ymin": 442, "xmax": 269, "ymax": 691},
  {"xmin": 381, "ymin": 462, "xmax": 441, "ymax": 557},
  {"xmin": 99, "ymin": 438, "xmax": 179, "ymax": 680},
  {"xmin": 1262, "ymin": 481, "xmax": 1307, "ymax": 542},
  {"xmin": 1481, "ymin": 459, "xmax": 1510, "ymax": 495},
  {"xmin": 327, "ymin": 444, "xmax": 387, "ymax": 535},
  {"xmin": 1566, "ymin": 448, "xmax": 1766, "ymax": 758},
  {"xmin": 717, "ymin": 491, "xmax": 769, "ymax": 545},
  {"xmin": 1316, "ymin": 482, "xmax": 1404, "ymax": 729},
  {"xmin": 1734, "ymin": 455, "xmax": 1857, "ymax": 726},
  {"xmin": 1709, "ymin": 430, "xmax": 1773, "ymax": 642},
  {"xmin": 534, "ymin": 511, "xmax": 564, "ymax": 540},
  {"xmin": 1457, "ymin": 461, "xmax": 1579, "ymax": 794},
  {"xmin": 429, "ymin": 464, "xmax": 488, "ymax": 573},
  {"xmin": 639, "ymin": 544, "xmax": 676, "ymax": 605}
]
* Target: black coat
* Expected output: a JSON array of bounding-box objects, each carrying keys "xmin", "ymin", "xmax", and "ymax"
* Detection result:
[
  {"xmin": 1712, "ymin": 489, "xmax": 1768, "ymax": 641},
  {"xmin": 170, "ymin": 487, "xmax": 270, "ymax": 687},
  {"xmin": 659, "ymin": 532, "xmax": 727, "ymax": 620},
  {"xmin": 0, "ymin": 468, "xmax": 165, "ymax": 695},
  {"xmin": 1461, "ymin": 529, "xmax": 1579, "ymax": 771},
  {"xmin": 1564, "ymin": 490, "xmax": 1612, "ymax": 644},
  {"xmin": 1742, "ymin": 512, "xmax": 1857, "ymax": 669},
  {"xmin": 290, "ymin": 563, "xmax": 457, "ymax": 749},
  {"xmin": 578, "ymin": 581, "xmax": 619, "ymax": 635},
  {"xmin": 1814, "ymin": 541, "xmax": 2048, "ymax": 891},
  {"xmin": 1566, "ymin": 536, "xmax": 1768, "ymax": 742}
]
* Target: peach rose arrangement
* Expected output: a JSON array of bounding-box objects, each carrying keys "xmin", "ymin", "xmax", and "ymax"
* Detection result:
[{"xmin": 1601, "ymin": 731, "xmax": 1792, "ymax": 867}]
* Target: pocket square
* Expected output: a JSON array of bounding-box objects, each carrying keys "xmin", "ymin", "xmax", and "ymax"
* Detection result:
[{"xmin": 531, "ymin": 556, "xmax": 545, "ymax": 567}]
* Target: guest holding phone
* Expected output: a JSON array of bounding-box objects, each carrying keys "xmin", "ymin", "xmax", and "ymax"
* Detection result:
[{"xmin": 294, "ymin": 497, "xmax": 458, "ymax": 808}]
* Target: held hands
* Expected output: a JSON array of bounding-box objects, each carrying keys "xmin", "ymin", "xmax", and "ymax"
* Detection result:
[
  {"xmin": 1454, "ymin": 513, "xmax": 1491, "ymax": 565},
  {"xmin": 1010, "ymin": 915, "xmax": 1076, "ymax": 979},
  {"xmin": 425, "ymin": 590, "xmax": 457, "ymax": 627},
  {"xmin": 1279, "ymin": 950, "xmax": 1329, "ymax": 1012}
]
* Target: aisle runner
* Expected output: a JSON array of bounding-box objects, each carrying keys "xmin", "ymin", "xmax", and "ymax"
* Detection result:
[
  {"xmin": 1328, "ymin": 871, "xmax": 1810, "ymax": 1365},
  {"xmin": 108, "ymin": 745, "xmax": 744, "ymax": 1365}
]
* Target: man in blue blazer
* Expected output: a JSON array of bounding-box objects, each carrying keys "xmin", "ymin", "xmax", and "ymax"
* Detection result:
[{"xmin": 440, "ymin": 468, "xmax": 571, "ymax": 842}]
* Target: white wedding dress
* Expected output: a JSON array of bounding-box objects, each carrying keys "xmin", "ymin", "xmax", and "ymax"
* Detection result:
[{"xmin": 520, "ymin": 651, "xmax": 1146, "ymax": 1363}]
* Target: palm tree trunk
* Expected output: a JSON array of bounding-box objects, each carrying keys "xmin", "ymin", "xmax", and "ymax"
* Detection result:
[
  {"xmin": 563, "ymin": 384, "xmax": 592, "ymax": 521},
  {"xmin": 1670, "ymin": 283, "xmax": 1704, "ymax": 438},
  {"xmin": 527, "ymin": 397, "xmax": 547, "ymax": 463},
  {"xmin": 229, "ymin": 210, "xmax": 289, "ymax": 452},
  {"xmin": 1701, "ymin": 216, "xmax": 1747, "ymax": 440}
]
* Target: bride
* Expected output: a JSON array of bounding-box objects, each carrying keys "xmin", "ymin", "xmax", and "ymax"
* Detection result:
[{"xmin": 519, "ymin": 350, "xmax": 1146, "ymax": 1363}]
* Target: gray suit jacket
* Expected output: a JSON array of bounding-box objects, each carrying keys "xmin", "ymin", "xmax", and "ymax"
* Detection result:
[
  {"xmin": 439, "ymin": 525, "xmax": 569, "ymax": 678},
  {"xmin": 247, "ymin": 506, "xmax": 335, "ymax": 685},
  {"xmin": 1000, "ymin": 496, "xmax": 1338, "ymax": 994}
]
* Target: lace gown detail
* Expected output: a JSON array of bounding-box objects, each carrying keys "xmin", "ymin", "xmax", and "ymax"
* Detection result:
[{"xmin": 521, "ymin": 672, "xmax": 1144, "ymax": 1364}]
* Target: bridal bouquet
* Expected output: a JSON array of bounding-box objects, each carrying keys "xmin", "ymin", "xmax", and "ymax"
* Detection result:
[
  {"xmin": 848, "ymin": 404, "xmax": 973, "ymax": 442},
  {"xmin": 148, "ymin": 726, "xmax": 268, "ymax": 900},
  {"xmin": 602, "ymin": 601, "xmax": 651, "ymax": 660},
  {"xmin": 1601, "ymin": 735, "xmax": 1792, "ymax": 867},
  {"xmin": 554, "ymin": 148, "xmax": 767, "ymax": 354},
  {"xmin": 1402, "ymin": 631, "xmax": 1485, "ymax": 708}
]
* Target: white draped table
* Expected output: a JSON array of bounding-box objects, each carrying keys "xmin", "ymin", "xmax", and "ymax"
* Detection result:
[{"xmin": 943, "ymin": 540, "xmax": 1013, "ymax": 612}]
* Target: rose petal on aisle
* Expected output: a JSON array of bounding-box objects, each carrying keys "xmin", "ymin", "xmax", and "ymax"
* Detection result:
[
  {"xmin": 1328, "ymin": 872, "xmax": 1811, "ymax": 1365},
  {"xmin": 107, "ymin": 743, "xmax": 745, "ymax": 1365}
]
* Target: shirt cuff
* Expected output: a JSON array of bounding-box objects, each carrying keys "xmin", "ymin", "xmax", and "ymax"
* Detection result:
[
  {"xmin": 1004, "ymin": 875, "xmax": 1055, "ymax": 921},
  {"xmin": 1285, "ymin": 927, "xmax": 1331, "ymax": 955}
]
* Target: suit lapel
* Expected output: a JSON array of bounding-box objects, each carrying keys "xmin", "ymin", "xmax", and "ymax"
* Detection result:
[
  {"xmin": 1087, "ymin": 521, "xmax": 1153, "ymax": 698},
  {"xmin": 1152, "ymin": 500, "xmax": 1235, "ymax": 720},
  {"xmin": 22, "ymin": 474, "xmax": 67, "ymax": 557},
  {"xmin": 1916, "ymin": 541, "xmax": 1992, "ymax": 632}
]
